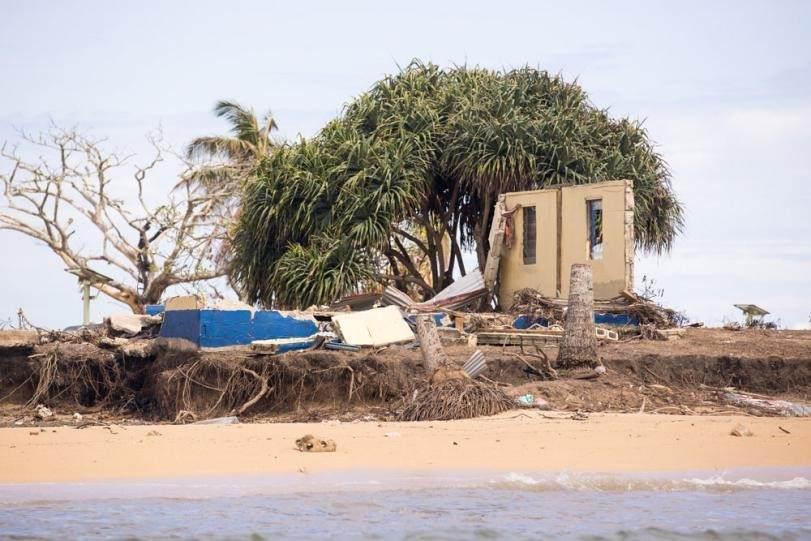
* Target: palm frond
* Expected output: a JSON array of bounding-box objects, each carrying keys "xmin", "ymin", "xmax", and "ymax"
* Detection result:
[
  {"xmin": 213, "ymin": 100, "xmax": 262, "ymax": 145},
  {"xmin": 186, "ymin": 136, "xmax": 256, "ymax": 162}
]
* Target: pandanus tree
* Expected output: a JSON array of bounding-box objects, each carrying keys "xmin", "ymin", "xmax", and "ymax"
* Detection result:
[{"xmin": 231, "ymin": 62, "xmax": 684, "ymax": 308}]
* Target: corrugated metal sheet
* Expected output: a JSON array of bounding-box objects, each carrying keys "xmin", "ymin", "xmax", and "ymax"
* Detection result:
[
  {"xmin": 429, "ymin": 269, "xmax": 484, "ymax": 303},
  {"xmin": 462, "ymin": 350, "xmax": 487, "ymax": 378},
  {"xmin": 381, "ymin": 269, "xmax": 489, "ymax": 312}
]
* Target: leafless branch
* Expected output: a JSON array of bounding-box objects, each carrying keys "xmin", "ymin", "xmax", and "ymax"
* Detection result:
[{"xmin": 0, "ymin": 126, "xmax": 234, "ymax": 313}]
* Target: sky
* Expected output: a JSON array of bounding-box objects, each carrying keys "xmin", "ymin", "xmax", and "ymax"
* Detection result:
[{"xmin": 1, "ymin": 0, "xmax": 809, "ymax": 329}]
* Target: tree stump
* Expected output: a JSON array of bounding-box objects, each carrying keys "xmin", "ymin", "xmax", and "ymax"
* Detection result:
[
  {"xmin": 415, "ymin": 315, "xmax": 450, "ymax": 372},
  {"xmin": 558, "ymin": 264, "xmax": 598, "ymax": 369}
]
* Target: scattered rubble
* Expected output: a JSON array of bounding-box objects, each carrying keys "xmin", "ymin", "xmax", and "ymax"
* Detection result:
[
  {"xmin": 34, "ymin": 404, "xmax": 52, "ymax": 420},
  {"xmin": 107, "ymin": 313, "xmax": 162, "ymax": 337},
  {"xmin": 295, "ymin": 434, "xmax": 337, "ymax": 452},
  {"xmin": 730, "ymin": 423, "xmax": 754, "ymax": 437},
  {"xmin": 1, "ymin": 269, "xmax": 809, "ymax": 427},
  {"xmin": 510, "ymin": 288, "xmax": 683, "ymax": 330}
]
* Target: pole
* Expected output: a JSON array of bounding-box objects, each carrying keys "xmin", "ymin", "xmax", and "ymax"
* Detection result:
[{"xmin": 82, "ymin": 280, "xmax": 90, "ymax": 326}]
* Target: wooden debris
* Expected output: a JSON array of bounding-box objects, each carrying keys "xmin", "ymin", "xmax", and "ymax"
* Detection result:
[
  {"xmin": 381, "ymin": 270, "xmax": 488, "ymax": 313},
  {"xmin": 509, "ymin": 287, "xmax": 683, "ymax": 329},
  {"xmin": 475, "ymin": 330, "xmax": 562, "ymax": 347},
  {"xmin": 722, "ymin": 391, "xmax": 811, "ymax": 417},
  {"xmin": 482, "ymin": 195, "xmax": 507, "ymax": 307}
]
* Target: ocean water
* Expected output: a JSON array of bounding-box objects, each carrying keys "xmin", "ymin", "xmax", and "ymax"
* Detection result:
[{"xmin": 1, "ymin": 469, "xmax": 809, "ymax": 540}]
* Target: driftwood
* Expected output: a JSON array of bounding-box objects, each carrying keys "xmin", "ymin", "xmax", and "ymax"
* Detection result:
[{"xmin": 722, "ymin": 391, "xmax": 811, "ymax": 417}]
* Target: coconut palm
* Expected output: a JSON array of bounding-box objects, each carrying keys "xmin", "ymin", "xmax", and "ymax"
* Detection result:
[{"xmin": 185, "ymin": 100, "xmax": 278, "ymax": 190}]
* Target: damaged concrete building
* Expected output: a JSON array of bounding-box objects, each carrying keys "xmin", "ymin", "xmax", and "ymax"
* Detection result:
[{"xmin": 496, "ymin": 179, "xmax": 635, "ymax": 303}]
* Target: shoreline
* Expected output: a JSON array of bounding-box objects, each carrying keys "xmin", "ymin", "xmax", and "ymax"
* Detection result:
[
  {"xmin": 1, "ymin": 412, "xmax": 809, "ymax": 484},
  {"xmin": 2, "ymin": 467, "xmax": 809, "ymax": 504}
]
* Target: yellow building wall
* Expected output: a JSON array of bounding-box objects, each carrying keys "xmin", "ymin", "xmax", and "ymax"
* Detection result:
[
  {"xmin": 498, "ymin": 189, "xmax": 558, "ymax": 304},
  {"xmin": 498, "ymin": 180, "xmax": 633, "ymax": 306},
  {"xmin": 559, "ymin": 180, "xmax": 631, "ymax": 299}
]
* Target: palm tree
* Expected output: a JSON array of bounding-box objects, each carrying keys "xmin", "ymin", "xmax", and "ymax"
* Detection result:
[
  {"xmin": 185, "ymin": 100, "xmax": 278, "ymax": 190},
  {"xmin": 183, "ymin": 101, "xmax": 278, "ymax": 300}
]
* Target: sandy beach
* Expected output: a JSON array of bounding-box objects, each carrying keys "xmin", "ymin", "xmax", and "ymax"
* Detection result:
[{"xmin": 1, "ymin": 412, "xmax": 809, "ymax": 484}]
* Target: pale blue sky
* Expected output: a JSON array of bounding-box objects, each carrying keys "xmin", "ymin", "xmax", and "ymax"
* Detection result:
[{"xmin": 1, "ymin": 0, "xmax": 809, "ymax": 328}]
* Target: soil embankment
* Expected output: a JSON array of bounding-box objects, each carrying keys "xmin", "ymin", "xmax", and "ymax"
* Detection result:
[{"xmin": 1, "ymin": 328, "xmax": 809, "ymax": 426}]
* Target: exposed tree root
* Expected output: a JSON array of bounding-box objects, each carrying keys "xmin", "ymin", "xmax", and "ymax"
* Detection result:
[
  {"xmin": 397, "ymin": 380, "xmax": 515, "ymax": 421},
  {"xmin": 151, "ymin": 351, "xmax": 413, "ymax": 420},
  {"xmin": 25, "ymin": 344, "xmax": 128, "ymax": 410}
]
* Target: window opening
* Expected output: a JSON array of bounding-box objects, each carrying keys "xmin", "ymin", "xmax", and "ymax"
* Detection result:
[
  {"xmin": 587, "ymin": 199, "xmax": 603, "ymax": 260},
  {"xmin": 522, "ymin": 206, "xmax": 536, "ymax": 264}
]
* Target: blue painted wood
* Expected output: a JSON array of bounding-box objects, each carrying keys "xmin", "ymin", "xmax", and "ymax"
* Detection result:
[
  {"xmin": 595, "ymin": 312, "xmax": 639, "ymax": 326},
  {"xmin": 200, "ymin": 310, "xmax": 253, "ymax": 348},
  {"xmin": 512, "ymin": 315, "xmax": 549, "ymax": 329},
  {"xmin": 159, "ymin": 310, "xmax": 201, "ymax": 345},
  {"xmin": 160, "ymin": 307, "xmax": 319, "ymax": 348},
  {"xmin": 511, "ymin": 312, "xmax": 640, "ymax": 329},
  {"xmin": 145, "ymin": 304, "xmax": 165, "ymax": 316},
  {"xmin": 253, "ymin": 311, "xmax": 318, "ymax": 340},
  {"xmin": 259, "ymin": 336, "xmax": 319, "ymax": 354}
]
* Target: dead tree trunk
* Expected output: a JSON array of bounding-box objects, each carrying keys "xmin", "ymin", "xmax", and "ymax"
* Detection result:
[
  {"xmin": 557, "ymin": 264, "xmax": 598, "ymax": 369},
  {"xmin": 415, "ymin": 315, "xmax": 449, "ymax": 372}
]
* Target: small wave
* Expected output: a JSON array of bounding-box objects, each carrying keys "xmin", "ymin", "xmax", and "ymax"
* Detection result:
[
  {"xmin": 682, "ymin": 476, "xmax": 811, "ymax": 489},
  {"xmin": 496, "ymin": 472, "xmax": 811, "ymax": 492}
]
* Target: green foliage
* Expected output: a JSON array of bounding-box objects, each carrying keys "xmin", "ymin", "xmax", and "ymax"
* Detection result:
[{"xmin": 232, "ymin": 61, "xmax": 684, "ymax": 308}]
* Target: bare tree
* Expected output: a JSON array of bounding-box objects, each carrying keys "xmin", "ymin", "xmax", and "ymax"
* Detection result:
[{"xmin": 0, "ymin": 126, "xmax": 233, "ymax": 314}]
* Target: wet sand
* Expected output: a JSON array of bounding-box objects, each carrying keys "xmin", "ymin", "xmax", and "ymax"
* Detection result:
[{"xmin": 0, "ymin": 412, "xmax": 809, "ymax": 483}]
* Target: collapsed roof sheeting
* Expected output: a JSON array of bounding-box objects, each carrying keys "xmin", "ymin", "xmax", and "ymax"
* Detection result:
[{"xmin": 382, "ymin": 269, "xmax": 488, "ymax": 312}]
